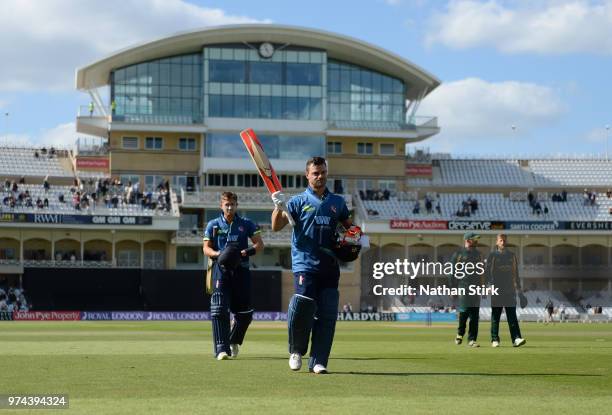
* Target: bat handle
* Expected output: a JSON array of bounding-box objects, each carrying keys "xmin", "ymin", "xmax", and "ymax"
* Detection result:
[{"xmin": 282, "ymin": 207, "xmax": 295, "ymax": 227}]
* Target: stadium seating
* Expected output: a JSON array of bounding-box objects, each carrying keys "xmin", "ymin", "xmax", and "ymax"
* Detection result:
[
  {"xmin": 0, "ymin": 147, "xmax": 73, "ymax": 178},
  {"xmin": 361, "ymin": 192, "xmax": 612, "ymax": 221},
  {"xmin": 438, "ymin": 159, "xmax": 528, "ymax": 186},
  {"xmin": 530, "ymin": 160, "xmax": 612, "ymax": 187},
  {"xmin": 1, "ymin": 184, "xmax": 174, "ymax": 216},
  {"xmin": 406, "ymin": 158, "xmax": 612, "ymax": 187}
]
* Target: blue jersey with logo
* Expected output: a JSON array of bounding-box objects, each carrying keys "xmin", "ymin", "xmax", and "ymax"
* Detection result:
[
  {"xmin": 286, "ymin": 187, "xmax": 350, "ymax": 273},
  {"xmin": 203, "ymin": 214, "xmax": 260, "ymax": 267}
]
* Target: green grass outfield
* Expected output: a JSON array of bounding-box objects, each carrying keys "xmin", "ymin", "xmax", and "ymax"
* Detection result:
[{"xmin": 0, "ymin": 321, "xmax": 611, "ymax": 414}]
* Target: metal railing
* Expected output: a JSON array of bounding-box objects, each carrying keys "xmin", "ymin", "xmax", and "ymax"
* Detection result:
[
  {"xmin": 181, "ymin": 189, "xmax": 352, "ymax": 210},
  {"xmin": 172, "ymin": 227, "xmax": 292, "ymax": 246}
]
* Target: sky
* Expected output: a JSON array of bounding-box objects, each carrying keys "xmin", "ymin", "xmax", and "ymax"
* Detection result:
[{"xmin": 0, "ymin": 0, "xmax": 610, "ymax": 157}]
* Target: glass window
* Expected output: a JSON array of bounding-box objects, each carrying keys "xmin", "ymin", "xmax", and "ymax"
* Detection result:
[
  {"xmin": 250, "ymin": 61, "xmax": 283, "ymax": 84},
  {"xmin": 380, "ymin": 143, "xmax": 395, "ymax": 155},
  {"xmin": 120, "ymin": 175, "xmax": 140, "ymax": 186},
  {"xmin": 221, "ymin": 95, "xmax": 233, "ymax": 116},
  {"xmin": 209, "ymin": 60, "xmax": 246, "ymax": 83},
  {"xmin": 206, "ymin": 133, "xmax": 324, "ymax": 160},
  {"xmin": 234, "ymin": 95, "xmax": 246, "ymax": 118},
  {"xmin": 122, "ymin": 137, "xmax": 138, "ymax": 149},
  {"xmin": 144, "ymin": 175, "xmax": 164, "ymax": 191},
  {"xmin": 145, "ymin": 137, "xmax": 163, "ymax": 150},
  {"xmin": 378, "ymin": 180, "xmax": 396, "ymax": 192},
  {"xmin": 209, "ymin": 95, "xmax": 221, "ymax": 117},
  {"xmin": 286, "ymin": 63, "xmax": 322, "ymax": 85},
  {"xmin": 327, "ymin": 141, "xmax": 342, "ymax": 154},
  {"xmin": 327, "ymin": 60, "xmax": 405, "ymax": 123},
  {"xmin": 357, "ymin": 142, "xmax": 373, "ymax": 155},
  {"xmin": 179, "ymin": 138, "xmax": 196, "ymax": 151},
  {"xmin": 172, "ymin": 175, "xmax": 188, "ymax": 191},
  {"xmin": 206, "ymin": 134, "xmax": 242, "ymax": 158}
]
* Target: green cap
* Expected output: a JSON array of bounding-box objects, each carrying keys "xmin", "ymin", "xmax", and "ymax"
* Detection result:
[{"xmin": 463, "ymin": 231, "xmax": 480, "ymax": 241}]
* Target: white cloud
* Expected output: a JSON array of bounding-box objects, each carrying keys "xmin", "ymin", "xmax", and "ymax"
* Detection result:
[
  {"xmin": 0, "ymin": 121, "xmax": 97, "ymax": 148},
  {"xmin": 0, "ymin": 0, "xmax": 269, "ymax": 92},
  {"xmin": 425, "ymin": 0, "xmax": 612, "ymax": 54},
  {"xmin": 418, "ymin": 77, "xmax": 566, "ymax": 152}
]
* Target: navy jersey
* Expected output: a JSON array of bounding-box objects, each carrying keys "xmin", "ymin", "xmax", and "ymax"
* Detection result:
[
  {"xmin": 204, "ymin": 214, "xmax": 260, "ymax": 267},
  {"xmin": 286, "ymin": 187, "xmax": 350, "ymax": 273}
]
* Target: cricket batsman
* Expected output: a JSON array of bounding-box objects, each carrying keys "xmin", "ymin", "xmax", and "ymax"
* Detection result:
[
  {"xmin": 486, "ymin": 233, "xmax": 527, "ymax": 347},
  {"xmin": 450, "ymin": 232, "xmax": 485, "ymax": 347},
  {"xmin": 271, "ymin": 156, "xmax": 362, "ymax": 374},
  {"xmin": 203, "ymin": 192, "xmax": 264, "ymax": 360}
]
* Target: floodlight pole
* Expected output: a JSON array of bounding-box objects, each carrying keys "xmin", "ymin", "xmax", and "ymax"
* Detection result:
[{"xmin": 606, "ymin": 125, "xmax": 610, "ymax": 161}]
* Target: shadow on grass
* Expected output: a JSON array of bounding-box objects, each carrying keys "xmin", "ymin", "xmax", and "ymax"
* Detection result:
[
  {"xmin": 239, "ymin": 356, "xmax": 430, "ymax": 361},
  {"xmin": 333, "ymin": 371, "xmax": 602, "ymax": 377}
]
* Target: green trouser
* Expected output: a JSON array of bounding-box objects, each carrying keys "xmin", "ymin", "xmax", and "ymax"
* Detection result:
[
  {"xmin": 457, "ymin": 307, "xmax": 480, "ymax": 341},
  {"xmin": 491, "ymin": 306, "xmax": 522, "ymax": 342}
]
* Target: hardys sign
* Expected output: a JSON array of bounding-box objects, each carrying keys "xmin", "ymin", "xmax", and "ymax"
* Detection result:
[{"xmin": 337, "ymin": 312, "xmax": 396, "ymax": 321}]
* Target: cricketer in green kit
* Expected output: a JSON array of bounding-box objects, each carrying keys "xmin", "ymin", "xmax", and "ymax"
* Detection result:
[
  {"xmin": 485, "ymin": 233, "xmax": 527, "ymax": 348},
  {"xmin": 449, "ymin": 232, "xmax": 485, "ymax": 348}
]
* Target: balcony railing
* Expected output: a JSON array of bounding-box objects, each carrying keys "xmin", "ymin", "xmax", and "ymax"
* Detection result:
[
  {"xmin": 172, "ymin": 228, "xmax": 292, "ymax": 246},
  {"xmin": 181, "ymin": 189, "xmax": 352, "ymax": 210}
]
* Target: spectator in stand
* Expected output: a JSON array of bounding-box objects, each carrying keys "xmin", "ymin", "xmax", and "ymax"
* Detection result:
[
  {"xmin": 606, "ymin": 188, "xmax": 612, "ymax": 199},
  {"xmin": 435, "ymin": 201, "xmax": 442, "ymax": 215},
  {"xmin": 533, "ymin": 201, "xmax": 542, "ymax": 215},
  {"xmin": 73, "ymin": 192, "xmax": 81, "ymax": 211},
  {"xmin": 583, "ymin": 189, "xmax": 590, "ymax": 205},
  {"xmin": 469, "ymin": 197, "xmax": 478, "ymax": 213},
  {"xmin": 36, "ymin": 198, "xmax": 43, "ymax": 209},
  {"xmin": 412, "ymin": 200, "xmax": 420, "ymax": 214},
  {"xmin": 561, "ymin": 189, "xmax": 567, "ymax": 201},
  {"xmin": 383, "ymin": 189, "xmax": 390, "ymax": 200},
  {"xmin": 425, "ymin": 195, "xmax": 432, "ymax": 213},
  {"xmin": 34, "ymin": 150, "xmax": 39, "ymax": 158},
  {"xmin": 18, "ymin": 176, "xmax": 25, "ymax": 184},
  {"xmin": 43, "ymin": 175, "xmax": 50, "ymax": 192}
]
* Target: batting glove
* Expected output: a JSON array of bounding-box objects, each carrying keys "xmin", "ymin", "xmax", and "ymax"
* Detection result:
[{"xmin": 271, "ymin": 191, "xmax": 287, "ymax": 209}]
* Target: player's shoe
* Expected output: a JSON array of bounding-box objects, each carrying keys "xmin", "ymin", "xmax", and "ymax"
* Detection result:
[
  {"xmin": 468, "ymin": 340, "xmax": 480, "ymax": 348},
  {"xmin": 230, "ymin": 344, "xmax": 239, "ymax": 358},
  {"xmin": 216, "ymin": 352, "xmax": 229, "ymax": 360},
  {"xmin": 289, "ymin": 353, "xmax": 302, "ymax": 371},
  {"xmin": 513, "ymin": 338, "xmax": 526, "ymax": 347},
  {"xmin": 312, "ymin": 364, "xmax": 328, "ymax": 374},
  {"xmin": 455, "ymin": 335, "xmax": 463, "ymax": 345},
  {"xmin": 491, "ymin": 341, "xmax": 500, "ymax": 348}
]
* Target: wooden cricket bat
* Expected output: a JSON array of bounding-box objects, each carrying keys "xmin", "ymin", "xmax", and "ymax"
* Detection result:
[{"xmin": 240, "ymin": 128, "xmax": 295, "ymax": 226}]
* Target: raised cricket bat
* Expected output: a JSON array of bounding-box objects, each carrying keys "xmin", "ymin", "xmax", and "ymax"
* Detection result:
[{"xmin": 240, "ymin": 128, "xmax": 295, "ymax": 226}]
